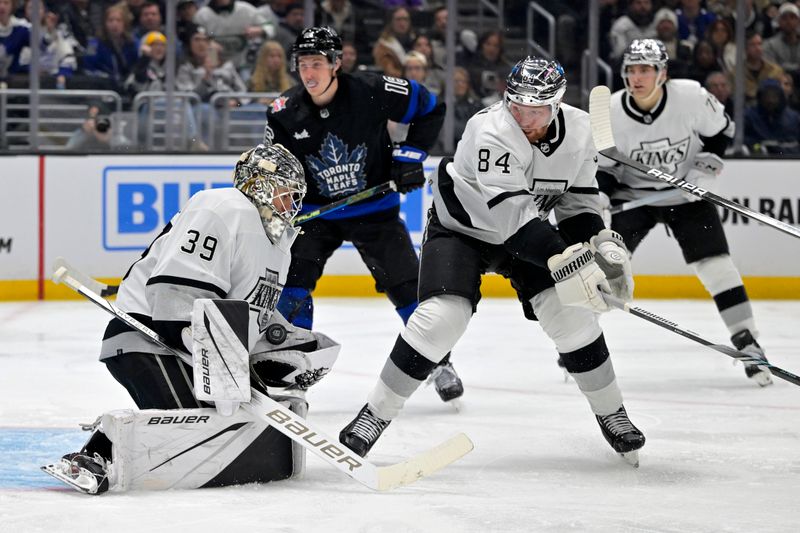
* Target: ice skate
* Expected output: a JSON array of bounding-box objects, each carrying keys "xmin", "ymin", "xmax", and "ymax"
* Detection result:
[
  {"xmin": 41, "ymin": 452, "xmax": 110, "ymax": 495},
  {"xmin": 595, "ymin": 405, "xmax": 645, "ymax": 467},
  {"xmin": 428, "ymin": 360, "xmax": 464, "ymax": 403},
  {"xmin": 732, "ymin": 330, "xmax": 773, "ymax": 387},
  {"xmin": 339, "ymin": 404, "xmax": 391, "ymax": 458}
]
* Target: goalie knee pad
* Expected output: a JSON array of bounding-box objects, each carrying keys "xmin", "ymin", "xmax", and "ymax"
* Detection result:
[
  {"xmin": 401, "ymin": 295, "xmax": 472, "ymax": 362},
  {"xmin": 533, "ymin": 288, "xmax": 603, "ymax": 353},
  {"xmin": 277, "ymin": 287, "xmax": 314, "ymax": 329}
]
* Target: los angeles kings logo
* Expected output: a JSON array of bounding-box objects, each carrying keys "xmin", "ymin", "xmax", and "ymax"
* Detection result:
[{"xmin": 630, "ymin": 137, "xmax": 690, "ymax": 174}]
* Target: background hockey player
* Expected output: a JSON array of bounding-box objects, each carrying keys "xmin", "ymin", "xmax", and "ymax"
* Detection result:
[
  {"xmin": 598, "ymin": 38, "xmax": 772, "ymax": 386},
  {"xmin": 44, "ymin": 144, "xmax": 341, "ymax": 494},
  {"xmin": 264, "ymin": 26, "xmax": 464, "ymax": 402},
  {"xmin": 339, "ymin": 57, "xmax": 646, "ymax": 466}
]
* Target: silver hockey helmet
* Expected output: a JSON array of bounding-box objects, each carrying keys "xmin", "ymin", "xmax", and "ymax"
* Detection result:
[
  {"xmin": 621, "ymin": 39, "xmax": 669, "ymax": 95},
  {"xmin": 504, "ymin": 56, "xmax": 567, "ymax": 124},
  {"xmin": 234, "ymin": 144, "xmax": 306, "ymax": 243}
]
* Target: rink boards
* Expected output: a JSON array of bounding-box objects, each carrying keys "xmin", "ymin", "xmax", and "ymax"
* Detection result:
[{"xmin": 1, "ymin": 155, "xmax": 799, "ymax": 300}]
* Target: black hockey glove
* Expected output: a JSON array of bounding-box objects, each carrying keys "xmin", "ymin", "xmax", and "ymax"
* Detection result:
[{"xmin": 391, "ymin": 144, "xmax": 427, "ymax": 193}]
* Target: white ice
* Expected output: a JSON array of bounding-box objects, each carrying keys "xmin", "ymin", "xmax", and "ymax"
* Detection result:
[{"xmin": 1, "ymin": 297, "xmax": 798, "ymax": 533}]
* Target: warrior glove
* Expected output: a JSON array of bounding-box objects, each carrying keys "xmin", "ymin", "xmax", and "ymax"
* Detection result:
[
  {"xmin": 590, "ymin": 229, "xmax": 634, "ymax": 302},
  {"xmin": 548, "ymin": 243, "xmax": 611, "ymax": 313},
  {"xmin": 391, "ymin": 144, "xmax": 427, "ymax": 193}
]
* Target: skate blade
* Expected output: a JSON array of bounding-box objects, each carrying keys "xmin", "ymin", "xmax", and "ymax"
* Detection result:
[
  {"xmin": 751, "ymin": 370, "xmax": 774, "ymax": 387},
  {"xmin": 619, "ymin": 450, "xmax": 639, "ymax": 468},
  {"xmin": 40, "ymin": 463, "xmax": 97, "ymax": 494},
  {"xmin": 562, "ymin": 369, "xmax": 571, "ymax": 383},
  {"xmin": 447, "ymin": 398, "xmax": 463, "ymax": 412}
]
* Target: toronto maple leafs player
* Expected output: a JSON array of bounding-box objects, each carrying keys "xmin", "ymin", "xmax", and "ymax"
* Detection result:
[
  {"xmin": 599, "ymin": 39, "xmax": 772, "ymax": 386},
  {"xmin": 42, "ymin": 145, "xmax": 344, "ymax": 494},
  {"xmin": 339, "ymin": 57, "xmax": 646, "ymax": 466},
  {"xmin": 264, "ymin": 26, "xmax": 464, "ymax": 402}
]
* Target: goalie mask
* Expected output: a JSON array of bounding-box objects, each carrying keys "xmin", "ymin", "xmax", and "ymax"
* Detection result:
[
  {"xmin": 621, "ymin": 39, "xmax": 668, "ymax": 98},
  {"xmin": 234, "ymin": 144, "xmax": 306, "ymax": 244},
  {"xmin": 290, "ymin": 26, "xmax": 342, "ymax": 72},
  {"xmin": 504, "ymin": 56, "xmax": 567, "ymax": 126}
]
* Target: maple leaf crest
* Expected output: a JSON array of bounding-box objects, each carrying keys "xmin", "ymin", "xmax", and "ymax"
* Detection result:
[{"xmin": 306, "ymin": 133, "xmax": 368, "ymax": 198}]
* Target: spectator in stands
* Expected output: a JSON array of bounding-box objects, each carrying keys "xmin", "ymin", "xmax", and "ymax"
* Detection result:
[
  {"xmin": 740, "ymin": 30, "xmax": 785, "ymax": 104},
  {"xmin": 763, "ymin": 2, "xmax": 800, "ymax": 73},
  {"xmin": 57, "ymin": 0, "xmax": 107, "ymax": 54},
  {"xmin": 247, "ymin": 39, "xmax": 295, "ymax": 96},
  {"xmin": 273, "ymin": 3, "xmax": 305, "ymax": 60},
  {"xmin": 340, "ymin": 40, "xmax": 358, "ymax": 73},
  {"xmin": 654, "ymin": 7, "xmax": 692, "ymax": 77},
  {"xmin": 705, "ymin": 70, "xmax": 734, "ymax": 116},
  {"xmin": 401, "ymin": 50, "xmax": 431, "ymax": 91},
  {"xmin": 706, "ymin": 17, "xmax": 736, "ymax": 74},
  {"xmin": 608, "ymin": 0, "xmax": 658, "ymax": 61},
  {"xmin": 720, "ymin": 0, "xmax": 771, "ymax": 38},
  {"xmin": 427, "ymin": 5, "xmax": 447, "ymax": 66},
  {"xmin": 133, "ymin": 1, "xmax": 162, "ymax": 40},
  {"xmin": 744, "ymin": 77, "xmax": 800, "ymax": 154},
  {"xmin": 372, "ymin": 6, "xmax": 416, "ymax": 77},
  {"xmin": 314, "ymin": 0, "xmax": 362, "ymax": 53},
  {"xmin": 0, "ymin": 0, "xmax": 29, "ymax": 83},
  {"xmin": 780, "ymin": 70, "xmax": 800, "ymax": 111},
  {"xmin": 434, "ymin": 65, "xmax": 483, "ymax": 152},
  {"xmin": 177, "ymin": 0, "xmax": 199, "ymax": 43},
  {"xmin": 82, "ymin": 3, "xmax": 139, "ymax": 94},
  {"xmin": 460, "ymin": 29, "xmax": 511, "ymax": 101},
  {"xmin": 65, "ymin": 102, "xmax": 114, "ymax": 151},
  {"xmin": 411, "ymin": 34, "xmax": 444, "ymax": 96},
  {"xmin": 383, "ymin": 0, "xmax": 423, "ymax": 9},
  {"xmin": 194, "ymin": 0, "xmax": 272, "ymax": 77},
  {"xmin": 122, "ymin": 0, "xmax": 146, "ymax": 25},
  {"xmin": 23, "ymin": 0, "xmax": 77, "ymax": 89},
  {"xmin": 177, "ymin": 24, "xmax": 248, "ymax": 104},
  {"xmin": 687, "ymin": 39, "xmax": 722, "ymax": 84},
  {"xmin": 675, "ymin": 0, "xmax": 717, "ymax": 45}
]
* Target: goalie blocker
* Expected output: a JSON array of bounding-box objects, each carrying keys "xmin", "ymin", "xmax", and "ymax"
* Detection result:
[{"xmin": 43, "ymin": 299, "xmax": 341, "ymax": 494}]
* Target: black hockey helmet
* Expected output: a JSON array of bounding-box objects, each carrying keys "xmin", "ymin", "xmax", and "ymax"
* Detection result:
[{"xmin": 290, "ymin": 26, "xmax": 343, "ymax": 71}]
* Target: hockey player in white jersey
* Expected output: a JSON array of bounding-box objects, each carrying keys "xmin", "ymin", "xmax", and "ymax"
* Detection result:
[
  {"xmin": 598, "ymin": 39, "xmax": 772, "ymax": 386},
  {"xmin": 42, "ymin": 144, "xmax": 344, "ymax": 494},
  {"xmin": 340, "ymin": 57, "xmax": 646, "ymax": 465}
]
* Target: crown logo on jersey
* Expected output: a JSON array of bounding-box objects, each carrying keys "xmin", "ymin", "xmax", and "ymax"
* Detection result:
[
  {"xmin": 245, "ymin": 268, "xmax": 283, "ymax": 332},
  {"xmin": 306, "ymin": 133, "xmax": 367, "ymax": 198},
  {"xmin": 630, "ymin": 137, "xmax": 690, "ymax": 174}
]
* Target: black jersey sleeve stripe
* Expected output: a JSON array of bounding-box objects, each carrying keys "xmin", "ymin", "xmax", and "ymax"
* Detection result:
[
  {"xmin": 566, "ymin": 186, "xmax": 600, "ymax": 195},
  {"xmin": 146, "ymin": 275, "xmax": 227, "ymax": 298},
  {"xmin": 437, "ymin": 158, "xmax": 475, "ymax": 228},
  {"xmin": 487, "ymin": 190, "xmax": 531, "ymax": 209}
]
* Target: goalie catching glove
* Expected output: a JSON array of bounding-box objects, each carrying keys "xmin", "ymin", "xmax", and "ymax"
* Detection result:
[
  {"xmin": 590, "ymin": 229, "xmax": 634, "ymax": 302},
  {"xmin": 548, "ymin": 243, "xmax": 610, "ymax": 312}
]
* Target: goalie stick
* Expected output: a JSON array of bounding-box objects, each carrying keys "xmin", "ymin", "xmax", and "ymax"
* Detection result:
[
  {"xmin": 51, "ymin": 264, "xmax": 474, "ymax": 492},
  {"xmin": 589, "ymin": 85, "xmax": 800, "ymax": 241},
  {"xmin": 602, "ymin": 293, "xmax": 800, "ymax": 387}
]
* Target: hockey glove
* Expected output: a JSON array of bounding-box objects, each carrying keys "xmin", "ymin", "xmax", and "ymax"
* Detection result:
[
  {"xmin": 547, "ymin": 243, "xmax": 611, "ymax": 313},
  {"xmin": 590, "ymin": 229, "xmax": 634, "ymax": 302},
  {"xmin": 683, "ymin": 152, "xmax": 723, "ymax": 202},
  {"xmin": 391, "ymin": 144, "xmax": 427, "ymax": 193}
]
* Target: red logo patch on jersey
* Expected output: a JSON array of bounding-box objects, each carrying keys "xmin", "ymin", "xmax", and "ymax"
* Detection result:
[{"xmin": 271, "ymin": 96, "xmax": 289, "ymax": 113}]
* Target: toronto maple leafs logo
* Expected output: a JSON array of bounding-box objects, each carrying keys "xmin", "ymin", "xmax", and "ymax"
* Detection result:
[
  {"xmin": 244, "ymin": 268, "xmax": 283, "ymax": 333},
  {"xmin": 305, "ymin": 132, "xmax": 367, "ymax": 198}
]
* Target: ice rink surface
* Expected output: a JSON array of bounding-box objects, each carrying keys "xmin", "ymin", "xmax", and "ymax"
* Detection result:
[{"xmin": 1, "ymin": 297, "xmax": 798, "ymax": 533}]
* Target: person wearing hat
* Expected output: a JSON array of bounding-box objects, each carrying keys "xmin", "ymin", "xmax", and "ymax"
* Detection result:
[{"xmin": 763, "ymin": 2, "xmax": 800, "ymax": 72}]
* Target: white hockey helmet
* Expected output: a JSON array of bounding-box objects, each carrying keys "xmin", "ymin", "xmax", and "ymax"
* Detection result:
[
  {"xmin": 234, "ymin": 144, "xmax": 306, "ymax": 243},
  {"xmin": 504, "ymin": 56, "xmax": 567, "ymax": 125},
  {"xmin": 621, "ymin": 39, "xmax": 669, "ymax": 95}
]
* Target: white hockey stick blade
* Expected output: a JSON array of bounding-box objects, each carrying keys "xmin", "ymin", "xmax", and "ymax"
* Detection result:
[
  {"xmin": 56, "ymin": 263, "xmax": 475, "ymax": 491},
  {"xmin": 53, "ymin": 257, "xmax": 108, "ymax": 296},
  {"xmin": 589, "ymin": 86, "xmax": 615, "ymax": 151}
]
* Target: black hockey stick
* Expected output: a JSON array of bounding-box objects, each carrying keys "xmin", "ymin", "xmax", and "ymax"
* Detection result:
[
  {"xmin": 603, "ymin": 293, "xmax": 800, "ymax": 387},
  {"xmin": 589, "ymin": 86, "xmax": 800, "ymax": 240},
  {"xmin": 52, "ymin": 263, "xmax": 473, "ymax": 491},
  {"xmin": 294, "ymin": 181, "xmax": 397, "ymax": 225}
]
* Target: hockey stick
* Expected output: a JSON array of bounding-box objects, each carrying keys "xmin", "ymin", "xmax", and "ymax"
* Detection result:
[
  {"xmin": 294, "ymin": 181, "xmax": 397, "ymax": 225},
  {"xmin": 52, "ymin": 264, "xmax": 473, "ymax": 491},
  {"xmin": 52, "ymin": 257, "xmax": 119, "ymax": 297},
  {"xmin": 589, "ymin": 86, "xmax": 800, "ymax": 240},
  {"xmin": 609, "ymin": 189, "xmax": 683, "ymax": 215},
  {"xmin": 602, "ymin": 293, "xmax": 800, "ymax": 387}
]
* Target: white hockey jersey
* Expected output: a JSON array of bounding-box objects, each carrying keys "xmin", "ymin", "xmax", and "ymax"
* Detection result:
[
  {"xmin": 433, "ymin": 101, "xmax": 602, "ymax": 245},
  {"xmin": 599, "ymin": 79, "xmax": 734, "ymax": 206},
  {"xmin": 101, "ymin": 188, "xmax": 294, "ymax": 359}
]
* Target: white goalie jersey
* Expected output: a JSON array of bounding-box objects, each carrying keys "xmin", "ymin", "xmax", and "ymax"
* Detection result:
[
  {"xmin": 434, "ymin": 101, "xmax": 602, "ymax": 245},
  {"xmin": 600, "ymin": 79, "xmax": 734, "ymax": 206},
  {"xmin": 101, "ymin": 187, "xmax": 295, "ymax": 359}
]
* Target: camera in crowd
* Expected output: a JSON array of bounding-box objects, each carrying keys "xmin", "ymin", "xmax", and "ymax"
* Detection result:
[{"xmin": 94, "ymin": 115, "xmax": 111, "ymax": 134}]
